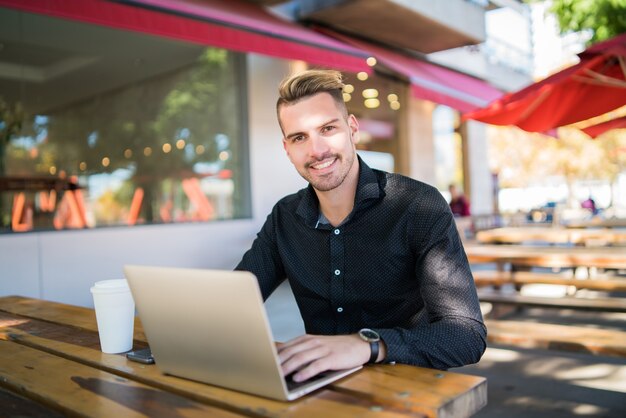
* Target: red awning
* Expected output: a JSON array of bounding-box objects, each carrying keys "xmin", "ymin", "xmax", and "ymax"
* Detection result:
[
  {"xmin": 321, "ymin": 29, "xmax": 502, "ymax": 113},
  {"xmin": 582, "ymin": 116, "xmax": 626, "ymax": 138},
  {"xmin": 464, "ymin": 33, "xmax": 626, "ymax": 132},
  {"xmin": 0, "ymin": 0, "xmax": 371, "ymax": 73}
]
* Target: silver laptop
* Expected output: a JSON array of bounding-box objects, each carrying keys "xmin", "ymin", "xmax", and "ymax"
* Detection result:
[{"xmin": 123, "ymin": 265, "xmax": 362, "ymax": 401}]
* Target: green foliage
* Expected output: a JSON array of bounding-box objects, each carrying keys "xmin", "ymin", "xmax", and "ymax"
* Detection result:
[
  {"xmin": 0, "ymin": 97, "xmax": 23, "ymax": 144},
  {"xmin": 536, "ymin": 0, "xmax": 626, "ymax": 43},
  {"xmin": 0, "ymin": 97, "xmax": 25, "ymax": 175}
]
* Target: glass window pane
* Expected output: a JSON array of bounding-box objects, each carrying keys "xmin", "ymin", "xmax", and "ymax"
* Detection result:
[{"xmin": 0, "ymin": 8, "xmax": 250, "ymax": 233}]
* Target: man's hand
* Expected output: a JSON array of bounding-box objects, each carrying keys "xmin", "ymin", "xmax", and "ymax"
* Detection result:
[{"xmin": 276, "ymin": 334, "xmax": 377, "ymax": 382}]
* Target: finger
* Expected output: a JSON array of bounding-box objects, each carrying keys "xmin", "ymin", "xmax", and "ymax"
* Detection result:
[
  {"xmin": 277, "ymin": 334, "xmax": 313, "ymax": 352},
  {"xmin": 277, "ymin": 336, "xmax": 320, "ymax": 362},
  {"xmin": 281, "ymin": 344, "xmax": 329, "ymax": 377},
  {"xmin": 293, "ymin": 358, "xmax": 329, "ymax": 382}
]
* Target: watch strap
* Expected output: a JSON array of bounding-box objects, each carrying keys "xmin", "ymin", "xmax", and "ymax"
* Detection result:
[{"xmin": 368, "ymin": 340, "xmax": 379, "ymax": 364}]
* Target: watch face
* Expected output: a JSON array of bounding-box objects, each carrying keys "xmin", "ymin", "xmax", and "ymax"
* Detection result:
[{"xmin": 359, "ymin": 328, "xmax": 380, "ymax": 342}]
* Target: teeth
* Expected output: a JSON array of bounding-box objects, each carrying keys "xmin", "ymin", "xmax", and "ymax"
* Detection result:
[{"xmin": 312, "ymin": 159, "xmax": 334, "ymax": 169}]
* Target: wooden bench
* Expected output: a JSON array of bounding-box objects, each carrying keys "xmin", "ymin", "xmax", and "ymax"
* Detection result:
[
  {"xmin": 477, "ymin": 290, "xmax": 626, "ymax": 313},
  {"xmin": 484, "ymin": 319, "xmax": 626, "ymax": 358},
  {"xmin": 473, "ymin": 270, "xmax": 626, "ymax": 292}
]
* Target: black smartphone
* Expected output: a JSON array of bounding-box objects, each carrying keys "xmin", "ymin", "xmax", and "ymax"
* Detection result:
[{"xmin": 126, "ymin": 347, "xmax": 155, "ymax": 364}]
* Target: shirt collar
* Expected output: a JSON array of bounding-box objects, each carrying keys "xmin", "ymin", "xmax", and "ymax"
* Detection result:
[{"xmin": 296, "ymin": 155, "xmax": 384, "ymax": 228}]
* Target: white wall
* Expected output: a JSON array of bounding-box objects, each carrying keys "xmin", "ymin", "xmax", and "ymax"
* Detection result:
[{"xmin": 0, "ymin": 54, "xmax": 306, "ymax": 308}]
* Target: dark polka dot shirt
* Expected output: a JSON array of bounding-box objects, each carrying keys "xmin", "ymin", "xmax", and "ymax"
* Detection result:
[{"xmin": 236, "ymin": 158, "xmax": 486, "ymax": 370}]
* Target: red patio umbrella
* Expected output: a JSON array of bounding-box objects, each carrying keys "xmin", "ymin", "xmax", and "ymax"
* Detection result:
[
  {"xmin": 463, "ymin": 33, "xmax": 626, "ymax": 133},
  {"xmin": 581, "ymin": 115, "xmax": 626, "ymax": 138}
]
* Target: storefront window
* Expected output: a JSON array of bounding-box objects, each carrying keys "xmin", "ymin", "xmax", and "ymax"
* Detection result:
[{"xmin": 0, "ymin": 8, "xmax": 250, "ymax": 233}]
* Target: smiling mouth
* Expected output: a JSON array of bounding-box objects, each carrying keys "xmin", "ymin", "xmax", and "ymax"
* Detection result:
[{"xmin": 309, "ymin": 157, "xmax": 336, "ymax": 170}]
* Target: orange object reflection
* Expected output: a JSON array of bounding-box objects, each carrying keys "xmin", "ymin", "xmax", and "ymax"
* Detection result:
[
  {"xmin": 11, "ymin": 193, "xmax": 34, "ymax": 232},
  {"xmin": 128, "ymin": 188, "xmax": 144, "ymax": 226},
  {"xmin": 181, "ymin": 178, "xmax": 214, "ymax": 221},
  {"xmin": 53, "ymin": 190, "xmax": 88, "ymax": 230}
]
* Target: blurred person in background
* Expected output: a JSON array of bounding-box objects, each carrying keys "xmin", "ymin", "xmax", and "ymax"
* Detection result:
[
  {"xmin": 449, "ymin": 184, "xmax": 470, "ymax": 217},
  {"xmin": 581, "ymin": 195, "xmax": 598, "ymax": 215}
]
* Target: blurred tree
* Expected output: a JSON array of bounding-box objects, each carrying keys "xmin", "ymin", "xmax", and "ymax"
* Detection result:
[
  {"xmin": 529, "ymin": 0, "xmax": 626, "ymax": 44},
  {"xmin": 0, "ymin": 98, "xmax": 25, "ymax": 229},
  {"xmin": 0, "ymin": 97, "xmax": 24, "ymax": 176},
  {"xmin": 487, "ymin": 125, "xmax": 625, "ymax": 208}
]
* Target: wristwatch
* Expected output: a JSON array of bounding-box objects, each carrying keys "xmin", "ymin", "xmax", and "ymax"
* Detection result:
[{"xmin": 358, "ymin": 328, "xmax": 381, "ymax": 364}]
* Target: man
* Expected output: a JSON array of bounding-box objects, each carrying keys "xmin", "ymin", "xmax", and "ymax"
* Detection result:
[{"xmin": 236, "ymin": 69, "xmax": 485, "ymax": 383}]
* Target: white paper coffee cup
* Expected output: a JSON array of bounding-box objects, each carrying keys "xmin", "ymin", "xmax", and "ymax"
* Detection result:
[{"xmin": 90, "ymin": 279, "xmax": 135, "ymax": 353}]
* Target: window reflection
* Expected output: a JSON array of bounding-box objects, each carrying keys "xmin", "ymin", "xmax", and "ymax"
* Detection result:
[{"xmin": 0, "ymin": 9, "xmax": 250, "ymax": 233}]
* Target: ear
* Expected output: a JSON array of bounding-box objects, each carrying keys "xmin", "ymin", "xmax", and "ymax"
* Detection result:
[{"xmin": 348, "ymin": 114, "xmax": 360, "ymax": 145}]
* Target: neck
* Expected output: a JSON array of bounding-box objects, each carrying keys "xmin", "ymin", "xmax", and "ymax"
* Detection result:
[{"xmin": 315, "ymin": 157, "xmax": 360, "ymax": 227}]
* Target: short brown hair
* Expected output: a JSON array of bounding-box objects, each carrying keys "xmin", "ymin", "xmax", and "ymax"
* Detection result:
[{"xmin": 276, "ymin": 69, "xmax": 348, "ymax": 122}]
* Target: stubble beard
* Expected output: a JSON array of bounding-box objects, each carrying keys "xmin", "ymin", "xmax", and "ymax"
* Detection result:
[{"xmin": 301, "ymin": 151, "xmax": 355, "ymax": 192}]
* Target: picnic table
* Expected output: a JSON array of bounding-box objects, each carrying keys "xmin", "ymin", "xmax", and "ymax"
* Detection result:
[
  {"xmin": 564, "ymin": 218, "xmax": 626, "ymax": 229},
  {"xmin": 476, "ymin": 227, "xmax": 626, "ymax": 246},
  {"xmin": 465, "ymin": 243, "xmax": 626, "ymax": 357},
  {"xmin": 464, "ymin": 244, "xmax": 626, "ymax": 270},
  {"xmin": 0, "ymin": 296, "xmax": 487, "ymax": 418}
]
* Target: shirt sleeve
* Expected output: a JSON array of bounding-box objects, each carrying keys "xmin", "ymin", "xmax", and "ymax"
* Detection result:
[
  {"xmin": 235, "ymin": 208, "xmax": 287, "ymax": 301},
  {"xmin": 374, "ymin": 191, "xmax": 486, "ymax": 370}
]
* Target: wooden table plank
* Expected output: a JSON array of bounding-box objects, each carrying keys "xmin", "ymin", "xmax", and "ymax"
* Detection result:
[
  {"xmin": 477, "ymin": 291, "xmax": 626, "ymax": 312},
  {"xmin": 465, "ymin": 245, "xmax": 626, "ymax": 269},
  {"xmin": 472, "ymin": 270, "xmax": 626, "ymax": 292},
  {"xmin": 485, "ymin": 319, "xmax": 626, "ymax": 357},
  {"xmin": 0, "ymin": 310, "xmax": 425, "ymax": 418},
  {"xmin": 476, "ymin": 227, "xmax": 626, "ymax": 246},
  {"xmin": 564, "ymin": 218, "xmax": 626, "ymax": 229},
  {"xmin": 332, "ymin": 366, "xmax": 487, "ymax": 418},
  {"xmin": 0, "ymin": 295, "xmax": 146, "ymax": 341},
  {"xmin": 0, "ymin": 386, "xmax": 66, "ymax": 418},
  {"xmin": 0, "ymin": 340, "xmax": 241, "ymax": 418}
]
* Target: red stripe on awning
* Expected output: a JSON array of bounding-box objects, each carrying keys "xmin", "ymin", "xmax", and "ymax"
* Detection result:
[
  {"xmin": 0, "ymin": 0, "xmax": 371, "ymax": 73},
  {"xmin": 322, "ymin": 29, "xmax": 502, "ymax": 112}
]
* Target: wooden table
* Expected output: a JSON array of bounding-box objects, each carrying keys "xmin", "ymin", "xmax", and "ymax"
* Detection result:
[
  {"xmin": 476, "ymin": 227, "xmax": 626, "ymax": 246},
  {"xmin": 465, "ymin": 244, "xmax": 626, "ymax": 269},
  {"xmin": 0, "ymin": 296, "xmax": 486, "ymax": 418},
  {"xmin": 564, "ymin": 218, "xmax": 626, "ymax": 229}
]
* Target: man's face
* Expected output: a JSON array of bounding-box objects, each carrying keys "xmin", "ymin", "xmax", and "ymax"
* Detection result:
[{"xmin": 279, "ymin": 92, "xmax": 359, "ymax": 192}]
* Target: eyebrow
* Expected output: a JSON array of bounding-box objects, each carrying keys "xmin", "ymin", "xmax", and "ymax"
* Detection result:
[{"xmin": 285, "ymin": 118, "xmax": 341, "ymax": 140}]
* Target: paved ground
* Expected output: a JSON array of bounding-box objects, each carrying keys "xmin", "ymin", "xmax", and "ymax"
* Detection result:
[
  {"xmin": 455, "ymin": 346, "xmax": 626, "ymax": 417},
  {"xmin": 265, "ymin": 281, "xmax": 626, "ymax": 418}
]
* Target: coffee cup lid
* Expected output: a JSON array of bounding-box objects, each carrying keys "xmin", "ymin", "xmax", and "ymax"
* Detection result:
[{"xmin": 90, "ymin": 279, "xmax": 130, "ymax": 294}]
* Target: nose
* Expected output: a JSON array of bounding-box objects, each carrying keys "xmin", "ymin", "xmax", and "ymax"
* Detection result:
[{"xmin": 308, "ymin": 134, "xmax": 330, "ymax": 159}]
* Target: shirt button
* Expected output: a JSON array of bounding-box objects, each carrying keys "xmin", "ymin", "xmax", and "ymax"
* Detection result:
[
  {"xmin": 334, "ymin": 229, "xmax": 340, "ymax": 235},
  {"xmin": 334, "ymin": 269, "xmax": 340, "ymax": 275},
  {"xmin": 337, "ymin": 307, "xmax": 343, "ymax": 313}
]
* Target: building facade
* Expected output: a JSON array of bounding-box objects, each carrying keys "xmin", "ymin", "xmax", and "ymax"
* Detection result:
[{"xmin": 0, "ymin": 0, "xmax": 526, "ymax": 306}]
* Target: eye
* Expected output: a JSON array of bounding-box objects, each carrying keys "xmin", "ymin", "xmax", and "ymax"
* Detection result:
[
  {"xmin": 321, "ymin": 125, "xmax": 335, "ymax": 133},
  {"xmin": 291, "ymin": 135, "xmax": 305, "ymax": 143}
]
